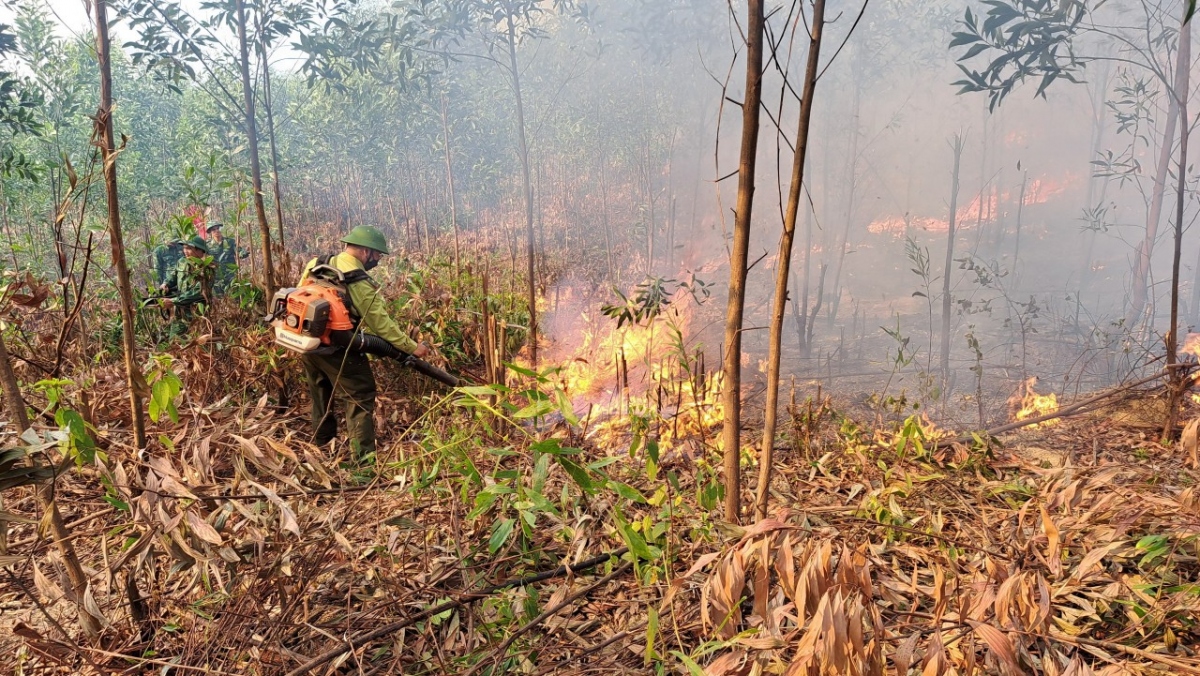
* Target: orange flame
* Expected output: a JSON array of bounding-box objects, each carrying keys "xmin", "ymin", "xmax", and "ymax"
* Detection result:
[
  {"xmin": 1009, "ymin": 377, "xmax": 1059, "ymax": 427},
  {"xmin": 1182, "ymin": 333, "xmax": 1200, "ymax": 359},
  {"xmin": 539, "ymin": 283, "xmax": 723, "ymax": 452}
]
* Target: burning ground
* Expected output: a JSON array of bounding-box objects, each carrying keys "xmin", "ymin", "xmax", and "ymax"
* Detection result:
[{"xmin": 4, "ymin": 300, "xmax": 1200, "ymax": 674}]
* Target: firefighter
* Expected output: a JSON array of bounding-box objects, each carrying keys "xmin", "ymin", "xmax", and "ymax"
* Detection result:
[
  {"xmin": 158, "ymin": 237, "xmax": 213, "ymax": 334},
  {"xmin": 152, "ymin": 238, "xmax": 185, "ymax": 287},
  {"xmin": 298, "ymin": 225, "xmax": 429, "ymax": 462},
  {"xmin": 205, "ymin": 222, "xmax": 246, "ymax": 294}
]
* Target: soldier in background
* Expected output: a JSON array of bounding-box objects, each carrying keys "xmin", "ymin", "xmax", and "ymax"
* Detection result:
[
  {"xmin": 157, "ymin": 237, "xmax": 213, "ymax": 335},
  {"xmin": 152, "ymin": 238, "xmax": 184, "ymax": 287},
  {"xmin": 205, "ymin": 222, "xmax": 247, "ymax": 294}
]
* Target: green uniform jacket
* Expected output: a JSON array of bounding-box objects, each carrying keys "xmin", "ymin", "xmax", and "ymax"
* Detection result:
[
  {"xmin": 164, "ymin": 257, "xmax": 210, "ymax": 308},
  {"xmin": 299, "ymin": 252, "xmax": 419, "ymax": 353},
  {"xmin": 153, "ymin": 243, "xmax": 183, "ymax": 285},
  {"xmin": 210, "ymin": 237, "xmax": 246, "ymax": 266}
]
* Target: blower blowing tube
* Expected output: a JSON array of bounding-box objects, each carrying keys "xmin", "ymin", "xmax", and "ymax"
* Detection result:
[{"xmin": 329, "ymin": 330, "xmax": 463, "ymax": 388}]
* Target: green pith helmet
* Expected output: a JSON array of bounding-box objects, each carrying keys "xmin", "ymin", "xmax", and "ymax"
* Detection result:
[
  {"xmin": 184, "ymin": 236, "xmax": 209, "ymax": 254},
  {"xmin": 207, "ymin": 221, "xmax": 223, "ymax": 231},
  {"xmin": 340, "ymin": 225, "xmax": 390, "ymax": 255}
]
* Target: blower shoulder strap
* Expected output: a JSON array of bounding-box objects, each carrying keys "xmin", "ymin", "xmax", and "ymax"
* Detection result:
[{"xmin": 311, "ymin": 254, "xmax": 370, "ymax": 286}]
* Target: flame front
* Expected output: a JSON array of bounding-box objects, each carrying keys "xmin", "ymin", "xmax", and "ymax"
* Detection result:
[
  {"xmin": 541, "ymin": 284, "xmax": 723, "ymax": 452},
  {"xmin": 1010, "ymin": 377, "xmax": 1059, "ymax": 427}
]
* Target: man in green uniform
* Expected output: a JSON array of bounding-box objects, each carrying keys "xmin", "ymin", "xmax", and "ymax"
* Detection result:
[
  {"xmin": 205, "ymin": 222, "xmax": 246, "ymax": 294},
  {"xmin": 157, "ymin": 237, "xmax": 213, "ymax": 334},
  {"xmin": 152, "ymin": 238, "xmax": 184, "ymax": 287},
  {"xmin": 298, "ymin": 225, "xmax": 429, "ymax": 462}
]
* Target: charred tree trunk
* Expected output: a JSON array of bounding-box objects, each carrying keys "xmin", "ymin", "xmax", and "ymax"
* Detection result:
[
  {"xmin": 940, "ymin": 135, "xmax": 965, "ymax": 392},
  {"xmin": 721, "ymin": 0, "xmax": 764, "ymax": 525},
  {"xmin": 235, "ymin": 0, "xmax": 274, "ymax": 297},
  {"xmin": 1164, "ymin": 10, "xmax": 1192, "ymax": 439},
  {"xmin": 755, "ymin": 0, "xmax": 825, "ymax": 522}
]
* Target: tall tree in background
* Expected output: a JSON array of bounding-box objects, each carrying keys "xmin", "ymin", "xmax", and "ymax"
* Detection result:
[
  {"xmin": 450, "ymin": 0, "xmax": 580, "ymax": 367},
  {"xmin": 95, "ymin": 0, "xmax": 148, "ymax": 451},
  {"xmin": 940, "ymin": 134, "xmax": 964, "ymax": 391},
  {"xmin": 721, "ymin": 0, "xmax": 765, "ymax": 525},
  {"xmin": 756, "ymin": 0, "xmax": 826, "ymax": 521},
  {"xmin": 234, "ymin": 0, "xmax": 275, "ymax": 294}
]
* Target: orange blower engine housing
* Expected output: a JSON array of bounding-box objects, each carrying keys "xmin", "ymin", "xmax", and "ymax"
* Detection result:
[{"xmin": 269, "ymin": 282, "xmax": 354, "ymax": 354}]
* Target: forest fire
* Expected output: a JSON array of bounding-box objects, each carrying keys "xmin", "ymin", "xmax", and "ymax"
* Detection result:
[
  {"xmin": 541, "ymin": 282, "xmax": 723, "ymax": 451},
  {"xmin": 1182, "ymin": 333, "xmax": 1200, "ymax": 359},
  {"xmin": 1010, "ymin": 377, "xmax": 1059, "ymax": 427},
  {"xmin": 867, "ymin": 173, "xmax": 1076, "ymax": 238}
]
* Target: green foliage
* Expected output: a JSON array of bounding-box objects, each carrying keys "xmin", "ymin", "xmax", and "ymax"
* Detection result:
[
  {"xmin": 950, "ymin": 0, "xmax": 1089, "ymax": 110},
  {"xmin": 146, "ymin": 354, "xmax": 183, "ymax": 423},
  {"xmin": 600, "ymin": 275, "xmax": 711, "ymax": 328},
  {"xmin": 32, "ymin": 378, "xmax": 99, "ymax": 465}
]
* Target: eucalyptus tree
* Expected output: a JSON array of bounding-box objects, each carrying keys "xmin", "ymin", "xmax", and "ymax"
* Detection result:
[
  {"xmin": 951, "ymin": 0, "xmax": 1196, "ymax": 436},
  {"xmin": 721, "ymin": 0, "xmax": 765, "ymax": 524},
  {"xmin": 756, "ymin": 0, "xmax": 826, "ymax": 522}
]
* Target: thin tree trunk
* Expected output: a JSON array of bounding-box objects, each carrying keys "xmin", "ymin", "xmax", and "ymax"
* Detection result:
[
  {"xmin": 1164, "ymin": 9, "xmax": 1192, "ymax": 439},
  {"xmin": 260, "ymin": 53, "xmax": 288, "ymax": 275},
  {"xmin": 1128, "ymin": 64, "xmax": 1183, "ymax": 328},
  {"xmin": 940, "ymin": 135, "xmax": 965, "ymax": 391},
  {"xmin": 505, "ymin": 11, "xmax": 538, "ymax": 367},
  {"xmin": 441, "ymin": 93, "xmax": 461, "ymax": 276},
  {"xmin": 721, "ymin": 0, "xmax": 764, "ymax": 525},
  {"xmin": 1012, "ymin": 168, "xmax": 1027, "ymax": 283},
  {"xmin": 235, "ymin": 0, "xmax": 274, "ymax": 297},
  {"xmin": 0, "ymin": 332, "xmax": 27, "ymax": 555},
  {"xmin": 94, "ymin": 0, "xmax": 146, "ymax": 452},
  {"xmin": 827, "ymin": 75, "xmax": 861, "ymax": 326},
  {"xmin": 755, "ymin": 0, "xmax": 825, "ymax": 522}
]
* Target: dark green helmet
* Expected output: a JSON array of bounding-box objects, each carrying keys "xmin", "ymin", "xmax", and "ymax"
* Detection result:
[
  {"xmin": 340, "ymin": 225, "xmax": 390, "ymax": 255},
  {"xmin": 184, "ymin": 236, "xmax": 209, "ymax": 254}
]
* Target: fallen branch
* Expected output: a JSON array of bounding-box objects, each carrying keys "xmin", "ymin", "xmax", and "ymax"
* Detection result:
[
  {"xmin": 1042, "ymin": 630, "xmax": 1200, "ymax": 674},
  {"xmin": 284, "ymin": 547, "xmax": 630, "ymax": 676},
  {"xmin": 937, "ymin": 369, "xmax": 1170, "ymax": 447},
  {"xmin": 459, "ymin": 561, "xmax": 633, "ymax": 676}
]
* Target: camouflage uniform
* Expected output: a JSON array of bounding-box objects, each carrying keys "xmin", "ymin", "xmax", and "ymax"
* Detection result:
[
  {"xmin": 161, "ymin": 256, "xmax": 212, "ymax": 335},
  {"xmin": 153, "ymin": 242, "xmax": 184, "ymax": 287},
  {"xmin": 298, "ymin": 252, "xmax": 420, "ymax": 461},
  {"xmin": 209, "ymin": 237, "xmax": 245, "ymax": 294}
]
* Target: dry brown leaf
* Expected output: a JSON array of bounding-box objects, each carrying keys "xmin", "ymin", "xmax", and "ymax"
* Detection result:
[
  {"xmin": 1041, "ymin": 505, "xmax": 1062, "ymax": 578},
  {"xmin": 970, "ymin": 622, "xmax": 1022, "ymax": 676},
  {"xmin": 705, "ymin": 649, "xmax": 750, "ymax": 676},
  {"xmin": 1182, "ymin": 418, "xmax": 1200, "ymax": 470},
  {"xmin": 186, "ymin": 510, "xmax": 224, "ymax": 546},
  {"xmin": 893, "ymin": 632, "xmax": 920, "ymax": 676},
  {"xmin": 247, "ymin": 481, "xmax": 300, "ymax": 536}
]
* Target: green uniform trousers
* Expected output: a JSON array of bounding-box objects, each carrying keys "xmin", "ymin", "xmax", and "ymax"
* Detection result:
[{"xmin": 301, "ymin": 350, "xmax": 377, "ymax": 460}]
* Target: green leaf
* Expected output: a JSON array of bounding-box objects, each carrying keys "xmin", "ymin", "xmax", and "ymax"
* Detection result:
[
  {"xmin": 488, "ymin": 517, "xmax": 515, "ymax": 554},
  {"xmin": 644, "ymin": 606, "xmax": 659, "ymax": 665},
  {"xmin": 671, "ymin": 651, "xmax": 706, "ymax": 676},
  {"xmin": 556, "ymin": 457, "xmax": 595, "ymax": 494},
  {"xmin": 609, "ymin": 480, "xmax": 647, "ymax": 504}
]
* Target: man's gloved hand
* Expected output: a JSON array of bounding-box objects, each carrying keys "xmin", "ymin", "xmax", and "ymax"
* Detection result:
[
  {"xmin": 160, "ymin": 298, "xmax": 174, "ymax": 310},
  {"xmin": 413, "ymin": 342, "xmax": 431, "ymax": 359}
]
